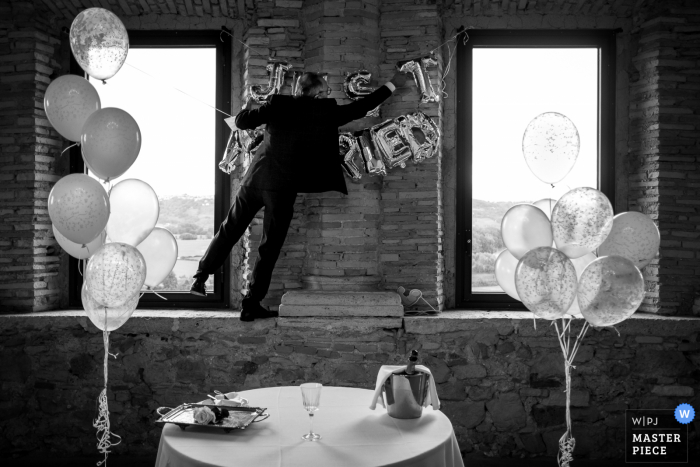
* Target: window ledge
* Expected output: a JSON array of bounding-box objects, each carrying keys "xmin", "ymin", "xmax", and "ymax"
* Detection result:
[{"xmin": 2, "ymin": 309, "xmax": 698, "ymax": 322}]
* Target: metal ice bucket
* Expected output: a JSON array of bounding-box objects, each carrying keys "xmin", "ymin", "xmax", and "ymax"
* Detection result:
[{"xmin": 382, "ymin": 372, "xmax": 430, "ymax": 419}]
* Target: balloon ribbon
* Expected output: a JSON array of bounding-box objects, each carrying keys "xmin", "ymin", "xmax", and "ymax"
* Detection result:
[
  {"xmin": 553, "ymin": 318, "xmax": 590, "ymax": 467},
  {"xmin": 94, "ymin": 319, "xmax": 121, "ymax": 466}
]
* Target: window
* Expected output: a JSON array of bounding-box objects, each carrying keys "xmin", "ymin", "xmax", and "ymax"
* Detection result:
[
  {"xmin": 455, "ymin": 30, "xmax": 616, "ymax": 308},
  {"xmin": 69, "ymin": 31, "xmax": 231, "ymax": 308}
]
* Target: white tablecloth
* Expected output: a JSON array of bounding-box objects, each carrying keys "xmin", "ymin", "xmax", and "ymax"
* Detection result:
[{"xmin": 155, "ymin": 386, "xmax": 465, "ymax": 467}]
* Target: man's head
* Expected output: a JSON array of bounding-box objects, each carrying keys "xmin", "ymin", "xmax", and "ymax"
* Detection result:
[{"xmin": 297, "ymin": 72, "xmax": 330, "ymax": 98}]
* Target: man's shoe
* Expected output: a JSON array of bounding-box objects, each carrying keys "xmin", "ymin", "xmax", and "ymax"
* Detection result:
[
  {"xmin": 240, "ymin": 301, "xmax": 279, "ymax": 322},
  {"xmin": 190, "ymin": 278, "xmax": 207, "ymax": 296}
]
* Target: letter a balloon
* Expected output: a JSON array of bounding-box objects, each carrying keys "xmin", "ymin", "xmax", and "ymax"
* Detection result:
[
  {"xmin": 44, "ymin": 75, "xmax": 101, "ymax": 142},
  {"xmin": 69, "ymin": 8, "xmax": 129, "ymax": 81},
  {"xmin": 81, "ymin": 108, "xmax": 141, "ymax": 182}
]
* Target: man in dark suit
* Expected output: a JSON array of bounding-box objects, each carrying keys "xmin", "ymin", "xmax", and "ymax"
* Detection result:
[{"xmin": 191, "ymin": 71, "xmax": 408, "ymax": 321}]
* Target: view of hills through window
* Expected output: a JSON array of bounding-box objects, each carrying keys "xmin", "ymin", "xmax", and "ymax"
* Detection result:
[
  {"xmin": 88, "ymin": 48, "xmax": 217, "ymax": 292},
  {"xmin": 471, "ymin": 48, "xmax": 598, "ymax": 293}
]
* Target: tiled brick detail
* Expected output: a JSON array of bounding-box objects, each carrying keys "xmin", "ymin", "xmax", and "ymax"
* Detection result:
[{"xmin": 0, "ymin": 1, "xmax": 66, "ymax": 313}]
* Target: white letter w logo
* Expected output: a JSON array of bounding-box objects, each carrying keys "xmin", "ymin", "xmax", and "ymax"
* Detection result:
[{"xmin": 680, "ymin": 410, "xmax": 690, "ymax": 418}]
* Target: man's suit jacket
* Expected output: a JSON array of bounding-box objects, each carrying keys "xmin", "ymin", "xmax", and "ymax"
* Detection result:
[{"xmin": 234, "ymin": 86, "xmax": 393, "ymax": 195}]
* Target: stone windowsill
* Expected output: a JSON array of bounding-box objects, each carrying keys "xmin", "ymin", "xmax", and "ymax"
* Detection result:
[{"xmin": 2, "ymin": 309, "xmax": 699, "ymax": 322}]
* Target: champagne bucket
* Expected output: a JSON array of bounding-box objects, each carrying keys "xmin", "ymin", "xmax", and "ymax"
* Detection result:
[{"xmin": 382, "ymin": 372, "xmax": 430, "ymax": 419}]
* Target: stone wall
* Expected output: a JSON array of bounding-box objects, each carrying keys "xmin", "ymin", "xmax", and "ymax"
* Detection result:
[{"xmin": 0, "ymin": 312, "xmax": 698, "ymax": 460}]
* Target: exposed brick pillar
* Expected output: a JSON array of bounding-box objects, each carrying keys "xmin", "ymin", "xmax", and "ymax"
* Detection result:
[
  {"xmin": 0, "ymin": 1, "xmax": 65, "ymax": 312},
  {"xmin": 241, "ymin": 0, "xmax": 307, "ymax": 310},
  {"xmin": 299, "ymin": 0, "xmax": 384, "ymax": 291},
  {"xmin": 628, "ymin": 5, "xmax": 700, "ymax": 315},
  {"xmin": 378, "ymin": 0, "xmax": 444, "ymax": 310}
]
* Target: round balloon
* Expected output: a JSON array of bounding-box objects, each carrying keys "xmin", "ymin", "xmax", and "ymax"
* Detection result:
[
  {"xmin": 522, "ymin": 112, "xmax": 580, "ymax": 184},
  {"xmin": 82, "ymin": 283, "xmax": 139, "ymax": 332},
  {"xmin": 48, "ymin": 174, "xmax": 110, "ymax": 245},
  {"xmin": 494, "ymin": 249, "xmax": 520, "ymax": 301},
  {"xmin": 598, "ymin": 211, "xmax": 660, "ymax": 269},
  {"xmin": 136, "ymin": 228, "xmax": 178, "ymax": 288},
  {"xmin": 565, "ymin": 252, "xmax": 597, "ymax": 318},
  {"xmin": 85, "ymin": 242, "xmax": 147, "ymax": 308},
  {"xmin": 515, "ymin": 247, "xmax": 577, "ymax": 320},
  {"xmin": 53, "ymin": 225, "xmax": 106, "ymax": 260},
  {"xmin": 501, "ymin": 204, "xmax": 553, "ymax": 260},
  {"xmin": 106, "ymin": 179, "xmax": 159, "ymax": 246},
  {"xmin": 551, "ymin": 187, "xmax": 614, "ymax": 259},
  {"xmin": 578, "ymin": 255, "xmax": 645, "ymax": 327},
  {"xmin": 81, "ymin": 108, "xmax": 141, "ymax": 182},
  {"xmin": 532, "ymin": 198, "xmax": 557, "ymax": 220},
  {"xmin": 69, "ymin": 8, "xmax": 129, "ymax": 81},
  {"xmin": 44, "ymin": 75, "xmax": 101, "ymax": 142}
]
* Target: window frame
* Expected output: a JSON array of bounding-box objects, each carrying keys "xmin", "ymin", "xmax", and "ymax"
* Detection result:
[
  {"xmin": 455, "ymin": 29, "xmax": 616, "ymax": 309},
  {"xmin": 69, "ymin": 30, "xmax": 232, "ymax": 309}
]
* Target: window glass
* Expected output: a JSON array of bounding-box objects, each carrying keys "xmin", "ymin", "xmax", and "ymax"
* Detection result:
[
  {"xmin": 471, "ymin": 48, "xmax": 598, "ymax": 294},
  {"xmin": 89, "ymin": 48, "xmax": 216, "ymax": 292}
]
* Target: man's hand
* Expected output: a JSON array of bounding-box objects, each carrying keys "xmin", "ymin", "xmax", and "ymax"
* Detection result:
[
  {"xmin": 390, "ymin": 71, "xmax": 408, "ymax": 88},
  {"xmin": 241, "ymin": 97, "xmax": 254, "ymax": 111}
]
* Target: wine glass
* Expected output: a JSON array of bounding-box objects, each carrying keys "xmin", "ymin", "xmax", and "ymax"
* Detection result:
[{"xmin": 300, "ymin": 383, "xmax": 322, "ymax": 441}]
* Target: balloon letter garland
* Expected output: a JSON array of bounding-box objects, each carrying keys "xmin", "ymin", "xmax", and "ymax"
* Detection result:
[
  {"xmin": 250, "ymin": 60, "xmax": 292, "ymax": 104},
  {"xmin": 396, "ymin": 53, "xmax": 440, "ymax": 103},
  {"xmin": 344, "ymin": 70, "xmax": 381, "ymax": 117},
  {"xmin": 219, "ymin": 62, "xmax": 441, "ymax": 178}
]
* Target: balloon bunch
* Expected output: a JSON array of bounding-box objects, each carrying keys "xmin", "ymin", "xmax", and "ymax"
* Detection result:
[
  {"xmin": 340, "ymin": 111, "xmax": 441, "ymax": 179},
  {"xmin": 46, "ymin": 8, "xmax": 179, "ymax": 465},
  {"xmin": 494, "ymin": 113, "xmax": 660, "ymax": 467}
]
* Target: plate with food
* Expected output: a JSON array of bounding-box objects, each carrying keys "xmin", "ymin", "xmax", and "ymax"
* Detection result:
[{"xmin": 155, "ymin": 402, "xmax": 269, "ymax": 433}]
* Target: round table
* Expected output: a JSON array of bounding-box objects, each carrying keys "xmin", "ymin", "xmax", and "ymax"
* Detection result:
[{"xmin": 155, "ymin": 386, "xmax": 464, "ymax": 467}]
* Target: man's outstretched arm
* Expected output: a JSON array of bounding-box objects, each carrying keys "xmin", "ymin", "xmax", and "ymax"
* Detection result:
[
  {"xmin": 335, "ymin": 72, "xmax": 408, "ymax": 127},
  {"xmin": 235, "ymin": 97, "xmax": 273, "ymax": 130}
]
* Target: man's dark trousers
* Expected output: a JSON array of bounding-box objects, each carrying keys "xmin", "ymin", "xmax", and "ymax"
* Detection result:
[{"xmin": 194, "ymin": 186, "xmax": 297, "ymax": 302}]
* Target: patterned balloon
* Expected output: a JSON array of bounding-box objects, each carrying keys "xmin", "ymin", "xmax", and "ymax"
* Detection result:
[
  {"xmin": 82, "ymin": 283, "xmax": 139, "ymax": 332},
  {"xmin": 44, "ymin": 75, "xmax": 101, "ymax": 142},
  {"xmin": 578, "ymin": 255, "xmax": 645, "ymax": 327},
  {"xmin": 598, "ymin": 211, "xmax": 660, "ymax": 269},
  {"xmin": 86, "ymin": 242, "xmax": 147, "ymax": 308},
  {"xmin": 515, "ymin": 247, "xmax": 577, "ymax": 320},
  {"xmin": 501, "ymin": 204, "xmax": 553, "ymax": 260},
  {"xmin": 522, "ymin": 112, "xmax": 580, "ymax": 184},
  {"xmin": 48, "ymin": 174, "xmax": 110, "ymax": 245},
  {"xmin": 69, "ymin": 8, "xmax": 129, "ymax": 81},
  {"xmin": 551, "ymin": 187, "xmax": 613, "ymax": 259}
]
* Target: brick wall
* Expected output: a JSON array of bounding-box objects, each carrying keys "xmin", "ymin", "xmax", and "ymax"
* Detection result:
[
  {"xmin": 628, "ymin": 2, "xmax": 700, "ymax": 315},
  {"xmin": 0, "ymin": 1, "xmax": 66, "ymax": 312},
  {"xmin": 0, "ymin": 312, "xmax": 697, "ymax": 460}
]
